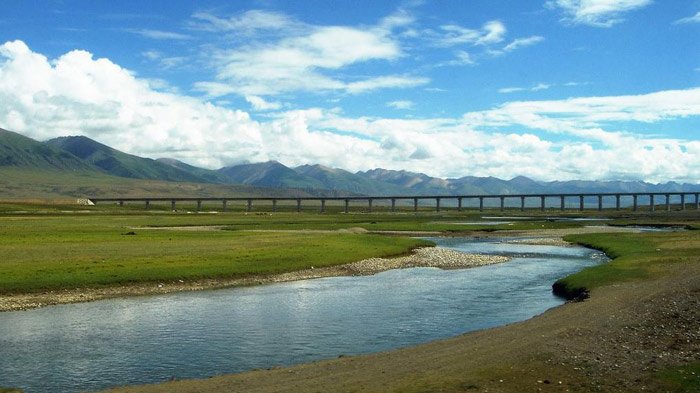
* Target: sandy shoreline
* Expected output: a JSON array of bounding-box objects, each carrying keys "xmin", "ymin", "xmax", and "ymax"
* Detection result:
[{"xmin": 0, "ymin": 246, "xmax": 509, "ymax": 312}]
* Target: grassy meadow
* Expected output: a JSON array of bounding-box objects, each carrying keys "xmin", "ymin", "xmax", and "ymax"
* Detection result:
[{"xmin": 1, "ymin": 200, "xmax": 698, "ymax": 295}]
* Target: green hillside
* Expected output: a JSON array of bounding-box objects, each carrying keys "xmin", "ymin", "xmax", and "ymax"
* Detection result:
[
  {"xmin": 45, "ymin": 136, "xmax": 208, "ymax": 183},
  {"xmin": 218, "ymin": 161, "xmax": 325, "ymax": 189},
  {"xmin": 0, "ymin": 128, "xmax": 93, "ymax": 171}
]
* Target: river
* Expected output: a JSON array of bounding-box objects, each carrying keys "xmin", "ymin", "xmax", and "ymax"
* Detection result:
[{"xmin": 0, "ymin": 237, "xmax": 607, "ymax": 393}]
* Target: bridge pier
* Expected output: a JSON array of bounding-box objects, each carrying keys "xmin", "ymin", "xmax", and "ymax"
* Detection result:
[
  {"xmin": 579, "ymin": 195, "xmax": 584, "ymax": 211},
  {"xmin": 320, "ymin": 199, "xmax": 325, "ymax": 213},
  {"xmin": 296, "ymin": 199, "xmax": 301, "ymax": 213},
  {"xmin": 145, "ymin": 200, "xmax": 150, "ymax": 209},
  {"xmin": 245, "ymin": 199, "xmax": 251, "ymax": 212},
  {"xmin": 222, "ymin": 200, "xmax": 228, "ymax": 212},
  {"xmin": 368, "ymin": 199, "xmax": 373, "ymax": 213},
  {"xmin": 681, "ymin": 194, "xmax": 685, "ymax": 210},
  {"xmin": 500, "ymin": 196, "xmax": 505, "ymax": 211},
  {"xmin": 171, "ymin": 200, "xmax": 176, "ymax": 211},
  {"xmin": 560, "ymin": 195, "xmax": 565, "ymax": 211},
  {"xmin": 598, "ymin": 195, "xmax": 603, "ymax": 211},
  {"xmin": 696, "ymin": 193, "xmax": 699, "ymax": 210},
  {"xmin": 540, "ymin": 196, "xmax": 545, "ymax": 211},
  {"xmin": 633, "ymin": 195, "xmax": 638, "ymax": 211},
  {"xmin": 436, "ymin": 198, "xmax": 441, "ymax": 212},
  {"xmin": 520, "ymin": 196, "xmax": 525, "ymax": 211},
  {"xmin": 479, "ymin": 197, "xmax": 484, "ymax": 212},
  {"xmin": 650, "ymin": 195, "xmax": 655, "ymax": 212},
  {"xmin": 615, "ymin": 194, "xmax": 621, "ymax": 211},
  {"xmin": 196, "ymin": 200, "xmax": 201, "ymax": 211},
  {"xmin": 666, "ymin": 194, "xmax": 671, "ymax": 212},
  {"xmin": 272, "ymin": 199, "xmax": 277, "ymax": 212},
  {"xmin": 458, "ymin": 197, "xmax": 463, "ymax": 211},
  {"xmin": 391, "ymin": 198, "xmax": 396, "ymax": 212},
  {"xmin": 413, "ymin": 198, "xmax": 418, "ymax": 212},
  {"xmin": 344, "ymin": 199, "xmax": 349, "ymax": 214}
]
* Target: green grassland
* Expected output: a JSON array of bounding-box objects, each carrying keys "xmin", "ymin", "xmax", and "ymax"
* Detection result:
[{"xmin": 554, "ymin": 229, "xmax": 700, "ymax": 299}]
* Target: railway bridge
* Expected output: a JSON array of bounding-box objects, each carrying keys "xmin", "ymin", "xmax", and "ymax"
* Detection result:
[{"xmin": 89, "ymin": 192, "xmax": 700, "ymax": 213}]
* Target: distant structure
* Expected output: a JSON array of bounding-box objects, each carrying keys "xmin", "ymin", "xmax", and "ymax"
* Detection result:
[{"xmin": 89, "ymin": 192, "xmax": 700, "ymax": 213}]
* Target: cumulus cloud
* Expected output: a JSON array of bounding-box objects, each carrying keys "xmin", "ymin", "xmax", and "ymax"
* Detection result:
[
  {"xmin": 547, "ymin": 0, "xmax": 653, "ymax": 27},
  {"xmin": 0, "ymin": 40, "xmax": 698, "ymax": 183},
  {"xmin": 245, "ymin": 95, "xmax": 282, "ymax": 111}
]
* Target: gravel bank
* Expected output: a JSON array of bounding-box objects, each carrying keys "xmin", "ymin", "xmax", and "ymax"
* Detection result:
[{"xmin": 0, "ymin": 246, "xmax": 508, "ymax": 312}]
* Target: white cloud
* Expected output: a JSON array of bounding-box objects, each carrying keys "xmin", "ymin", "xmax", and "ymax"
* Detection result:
[
  {"xmin": 194, "ymin": 11, "xmax": 415, "ymax": 97},
  {"xmin": 0, "ymin": 40, "xmax": 698, "ymax": 183},
  {"xmin": 502, "ymin": 36, "xmax": 544, "ymax": 52},
  {"xmin": 387, "ymin": 100, "xmax": 415, "ymax": 110},
  {"xmin": 126, "ymin": 29, "xmax": 192, "ymax": 40},
  {"xmin": 674, "ymin": 11, "xmax": 700, "ymax": 24},
  {"xmin": 434, "ymin": 20, "xmax": 506, "ymax": 47},
  {"xmin": 547, "ymin": 0, "xmax": 653, "ymax": 27},
  {"xmin": 245, "ymin": 95, "xmax": 282, "ymax": 111},
  {"xmin": 346, "ymin": 75, "xmax": 429, "ymax": 94},
  {"xmin": 191, "ymin": 10, "xmax": 303, "ymax": 35},
  {"xmin": 498, "ymin": 83, "xmax": 551, "ymax": 93}
]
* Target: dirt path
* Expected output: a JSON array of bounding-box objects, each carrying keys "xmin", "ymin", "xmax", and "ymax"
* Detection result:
[{"xmin": 101, "ymin": 261, "xmax": 700, "ymax": 393}]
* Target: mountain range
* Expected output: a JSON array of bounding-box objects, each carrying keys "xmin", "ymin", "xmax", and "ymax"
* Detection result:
[{"xmin": 1, "ymin": 127, "xmax": 698, "ymax": 199}]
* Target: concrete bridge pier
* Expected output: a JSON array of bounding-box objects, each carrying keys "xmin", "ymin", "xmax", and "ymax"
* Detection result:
[
  {"xmin": 458, "ymin": 197, "xmax": 463, "ymax": 211},
  {"xmin": 223, "ymin": 200, "xmax": 228, "ymax": 212},
  {"xmin": 246, "ymin": 199, "xmax": 252, "ymax": 212},
  {"xmin": 520, "ymin": 196, "xmax": 525, "ymax": 211},
  {"xmin": 344, "ymin": 199, "xmax": 349, "ymax": 214},
  {"xmin": 560, "ymin": 195, "xmax": 565, "ymax": 211},
  {"xmin": 296, "ymin": 199, "xmax": 302, "ymax": 213},
  {"xmin": 171, "ymin": 200, "xmax": 176, "ymax": 211},
  {"xmin": 196, "ymin": 200, "xmax": 202, "ymax": 211},
  {"xmin": 666, "ymin": 194, "xmax": 671, "ymax": 212},
  {"xmin": 479, "ymin": 197, "xmax": 484, "ymax": 212},
  {"xmin": 500, "ymin": 196, "xmax": 505, "ymax": 211},
  {"xmin": 633, "ymin": 195, "xmax": 638, "ymax": 211},
  {"xmin": 579, "ymin": 195, "xmax": 584, "ymax": 211},
  {"xmin": 681, "ymin": 194, "xmax": 685, "ymax": 210},
  {"xmin": 271, "ymin": 199, "xmax": 277, "ymax": 212},
  {"xmin": 615, "ymin": 195, "xmax": 621, "ymax": 211},
  {"xmin": 391, "ymin": 198, "xmax": 396, "ymax": 212},
  {"xmin": 650, "ymin": 195, "xmax": 655, "ymax": 212},
  {"xmin": 320, "ymin": 199, "xmax": 325, "ymax": 213},
  {"xmin": 696, "ymin": 194, "xmax": 699, "ymax": 210},
  {"xmin": 413, "ymin": 198, "xmax": 418, "ymax": 212},
  {"xmin": 540, "ymin": 196, "xmax": 545, "ymax": 211},
  {"xmin": 598, "ymin": 195, "xmax": 603, "ymax": 211},
  {"xmin": 368, "ymin": 198, "xmax": 373, "ymax": 213},
  {"xmin": 436, "ymin": 198, "xmax": 441, "ymax": 212}
]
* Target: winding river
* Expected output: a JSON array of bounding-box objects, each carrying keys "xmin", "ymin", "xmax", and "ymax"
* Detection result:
[{"xmin": 0, "ymin": 237, "xmax": 607, "ymax": 393}]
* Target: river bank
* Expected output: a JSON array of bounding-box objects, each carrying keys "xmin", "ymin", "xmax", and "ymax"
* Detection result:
[
  {"xmin": 100, "ymin": 243, "xmax": 700, "ymax": 393},
  {"xmin": 0, "ymin": 246, "xmax": 508, "ymax": 312}
]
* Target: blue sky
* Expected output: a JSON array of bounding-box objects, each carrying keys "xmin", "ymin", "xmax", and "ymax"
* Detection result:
[{"xmin": 1, "ymin": 0, "xmax": 699, "ymax": 182}]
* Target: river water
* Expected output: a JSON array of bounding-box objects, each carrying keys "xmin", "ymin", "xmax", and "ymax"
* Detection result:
[{"xmin": 0, "ymin": 237, "xmax": 607, "ymax": 393}]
